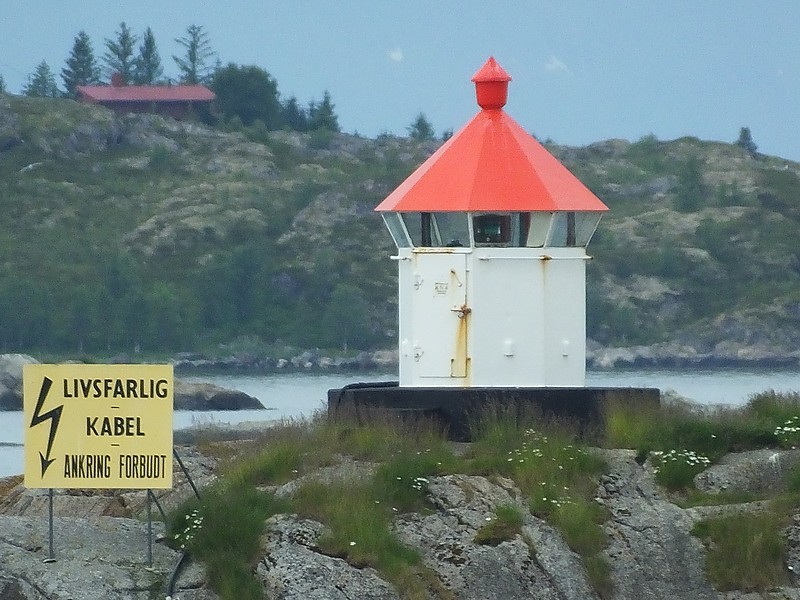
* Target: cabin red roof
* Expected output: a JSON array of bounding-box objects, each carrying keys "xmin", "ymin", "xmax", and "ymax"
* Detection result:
[
  {"xmin": 375, "ymin": 58, "xmax": 608, "ymax": 213},
  {"xmin": 76, "ymin": 84, "xmax": 215, "ymax": 103}
]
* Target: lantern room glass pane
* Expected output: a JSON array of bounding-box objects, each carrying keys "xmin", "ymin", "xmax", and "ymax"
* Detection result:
[
  {"xmin": 525, "ymin": 213, "xmax": 550, "ymax": 247},
  {"xmin": 546, "ymin": 212, "xmax": 602, "ymax": 247},
  {"xmin": 574, "ymin": 213, "xmax": 602, "ymax": 246},
  {"xmin": 382, "ymin": 213, "xmax": 410, "ymax": 248},
  {"xmin": 473, "ymin": 213, "xmax": 513, "ymax": 246},
  {"xmin": 432, "ymin": 213, "xmax": 470, "ymax": 247},
  {"xmin": 401, "ymin": 213, "xmax": 424, "ymax": 246}
]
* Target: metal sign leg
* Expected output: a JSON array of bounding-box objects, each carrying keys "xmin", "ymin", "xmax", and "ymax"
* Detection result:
[
  {"xmin": 147, "ymin": 489, "xmax": 153, "ymax": 568},
  {"xmin": 44, "ymin": 488, "xmax": 56, "ymax": 563}
]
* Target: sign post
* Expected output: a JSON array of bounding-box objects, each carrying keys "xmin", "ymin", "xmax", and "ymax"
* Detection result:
[{"xmin": 23, "ymin": 364, "xmax": 174, "ymax": 558}]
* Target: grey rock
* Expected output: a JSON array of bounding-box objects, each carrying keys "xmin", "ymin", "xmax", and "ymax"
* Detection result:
[
  {"xmin": 694, "ymin": 448, "xmax": 800, "ymax": 496},
  {"xmin": 0, "ymin": 354, "xmax": 37, "ymax": 410},
  {"xmin": 394, "ymin": 474, "xmax": 597, "ymax": 600},
  {"xmin": 0, "ymin": 515, "xmax": 177, "ymax": 600},
  {"xmin": 257, "ymin": 514, "xmax": 400, "ymax": 600},
  {"xmin": 597, "ymin": 449, "xmax": 719, "ymax": 600},
  {"xmin": 173, "ymin": 380, "xmax": 264, "ymax": 410}
]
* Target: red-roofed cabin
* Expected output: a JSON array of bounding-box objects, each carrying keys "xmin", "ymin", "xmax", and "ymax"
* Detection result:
[{"xmin": 77, "ymin": 75, "xmax": 215, "ymax": 120}]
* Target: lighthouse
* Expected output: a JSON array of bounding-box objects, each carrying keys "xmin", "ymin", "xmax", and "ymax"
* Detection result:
[
  {"xmin": 376, "ymin": 57, "xmax": 608, "ymax": 388},
  {"xmin": 329, "ymin": 58, "xmax": 658, "ymax": 439}
]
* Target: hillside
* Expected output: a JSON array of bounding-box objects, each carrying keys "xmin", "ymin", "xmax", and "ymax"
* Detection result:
[{"xmin": 1, "ymin": 94, "xmax": 799, "ymax": 364}]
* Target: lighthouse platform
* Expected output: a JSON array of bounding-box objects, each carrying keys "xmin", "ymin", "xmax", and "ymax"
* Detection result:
[{"xmin": 327, "ymin": 384, "xmax": 660, "ymax": 442}]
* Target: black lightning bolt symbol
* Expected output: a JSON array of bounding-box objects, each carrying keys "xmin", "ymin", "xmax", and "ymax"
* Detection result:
[{"xmin": 29, "ymin": 377, "xmax": 63, "ymax": 477}]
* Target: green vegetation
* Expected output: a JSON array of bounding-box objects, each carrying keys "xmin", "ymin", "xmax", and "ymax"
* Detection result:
[
  {"xmin": 605, "ymin": 391, "xmax": 800, "ymax": 468},
  {"xmin": 167, "ymin": 410, "xmax": 609, "ymax": 599},
  {"xmin": 473, "ymin": 504, "xmax": 524, "ymax": 545},
  {"xmin": 169, "ymin": 484, "xmax": 290, "ymax": 598},
  {"xmin": 605, "ymin": 390, "xmax": 800, "ymax": 591},
  {"xmin": 692, "ymin": 513, "xmax": 787, "ymax": 591},
  {"xmin": 164, "ymin": 391, "xmax": 800, "ymax": 598}
]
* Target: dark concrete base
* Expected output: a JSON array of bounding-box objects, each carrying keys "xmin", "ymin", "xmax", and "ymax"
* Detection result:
[{"xmin": 328, "ymin": 382, "xmax": 660, "ymax": 442}]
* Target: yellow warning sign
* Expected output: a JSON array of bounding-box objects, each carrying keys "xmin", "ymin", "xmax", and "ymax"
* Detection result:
[{"xmin": 23, "ymin": 364, "xmax": 173, "ymax": 489}]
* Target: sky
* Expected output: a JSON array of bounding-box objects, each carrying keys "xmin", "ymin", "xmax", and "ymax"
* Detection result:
[{"xmin": 2, "ymin": 1, "xmax": 799, "ymax": 161}]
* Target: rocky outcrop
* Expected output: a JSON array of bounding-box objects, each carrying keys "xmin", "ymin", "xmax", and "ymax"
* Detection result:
[
  {"xmin": 5, "ymin": 444, "xmax": 800, "ymax": 598},
  {"xmin": 173, "ymin": 380, "xmax": 263, "ymax": 410},
  {"xmin": 258, "ymin": 515, "xmax": 401, "ymax": 600},
  {"xmin": 394, "ymin": 474, "xmax": 597, "ymax": 600},
  {"xmin": 598, "ymin": 449, "xmax": 718, "ymax": 600},
  {"xmin": 0, "ymin": 444, "xmax": 219, "ymax": 600}
]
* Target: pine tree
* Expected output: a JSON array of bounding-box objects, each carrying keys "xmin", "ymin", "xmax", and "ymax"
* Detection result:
[
  {"xmin": 133, "ymin": 27, "xmax": 163, "ymax": 85},
  {"xmin": 62, "ymin": 31, "xmax": 100, "ymax": 97},
  {"xmin": 103, "ymin": 22, "xmax": 137, "ymax": 84},
  {"xmin": 0, "ymin": 75, "xmax": 6, "ymax": 94},
  {"xmin": 173, "ymin": 24, "xmax": 214, "ymax": 84},
  {"xmin": 24, "ymin": 60, "xmax": 59, "ymax": 97},
  {"xmin": 308, "ymin": 90, "xmax": 339, "ymax": 131}
]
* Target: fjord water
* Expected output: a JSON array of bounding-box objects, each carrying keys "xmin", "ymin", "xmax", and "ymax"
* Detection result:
[{"xmin": 2, "ymin": 368, "xmax": 799, "ymax": 478}]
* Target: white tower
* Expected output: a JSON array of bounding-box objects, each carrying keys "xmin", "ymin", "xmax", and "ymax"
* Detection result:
[{"xmin": 375, "ymin": 57, "xmax": 609, "ymax": 388}]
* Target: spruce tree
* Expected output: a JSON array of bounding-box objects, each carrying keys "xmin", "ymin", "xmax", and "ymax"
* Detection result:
[
  {"xmin": 408, "ymin": 112, "xmax": 435, "ymax": 141},
  {"xmin": 308, "ymin": 90, "xmax": 339, "ymax": 131},
  {"xmin": 24, "ymin": 61, "xmax": 60, "ymax": 97},
  {"xmin": 282, "ymin": 96, "xmax": 308, "ymax": 131},
  {"xmin": 133, "ymin": 27, "xmax": 163, "ymax": 85},
  {"xmin": 736, "ymin": 127, "xmax": 758, "ymax": 157},
  {"xmin": 62, "ymin": 31, "xmax": 100, "ymax": 97},
  {"xmin": 173, "ymin": 24, "xmax": 214, "ymax": 84},
  {"xmin": 103, "ymin": 22, "xmax": 137, "ymax": 84},
  {"xmin": 0, "ymin": 75, "xmax": 6, "ymax": 94}
]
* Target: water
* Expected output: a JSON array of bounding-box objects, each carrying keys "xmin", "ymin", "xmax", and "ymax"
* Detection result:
[{"xmin": 2, "ymin": 368, "xmax": 799, "ymax": 478}]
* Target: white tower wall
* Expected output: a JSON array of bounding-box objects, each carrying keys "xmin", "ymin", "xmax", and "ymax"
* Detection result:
[{"xmin": 396, "ymin": 246, "xmax": 588, "ymax": 387}]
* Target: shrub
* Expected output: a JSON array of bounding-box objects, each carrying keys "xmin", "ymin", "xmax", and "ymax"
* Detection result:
[{"xmin": 147, "ymin": 145, "xmax": 182, "ymax": 172}]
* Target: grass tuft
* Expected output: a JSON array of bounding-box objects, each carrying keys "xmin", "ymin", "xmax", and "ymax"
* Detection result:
[
  {"xmin": 474, "ymin": 504, "xmax": 525, "ymax": 545},
  {"xmin": 167, "ymin": 483, "xmax": 289, "ymax": 600},
  {"xmin": 691, "ymin": 513, "xmax": 788, "ymax": 591}
]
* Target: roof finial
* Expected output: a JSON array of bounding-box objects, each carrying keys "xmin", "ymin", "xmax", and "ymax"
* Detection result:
[{"xmin": 471, "ymin": 57, "xmax": 512, "ymax": 110}]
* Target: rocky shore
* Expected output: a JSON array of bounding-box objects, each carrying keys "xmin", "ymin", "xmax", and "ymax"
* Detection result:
[
  {"xmin": 174, "ymin": 343, "xmax": 800, "ymax": 374},
  {"xmin": 585, "ymin": 340, "xmax": 800, "ymax": 370},
  {"xmin": 2, "ymin": 427, "xmax": 800, "ymax": 599},
  {"xmin": 2, "ymin": 339, "xmax": 799, "ymax": 406}
]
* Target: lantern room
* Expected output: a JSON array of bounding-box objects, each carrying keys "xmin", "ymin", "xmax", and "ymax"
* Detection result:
[{"xmin": 375, "ymin": 57, "xmax": 608, "ymax": 388}]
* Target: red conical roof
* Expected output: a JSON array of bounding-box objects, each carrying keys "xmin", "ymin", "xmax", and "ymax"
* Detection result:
[{"xmin": 375, "ymin": 58, "xmax": 608, "ymax": 213}]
